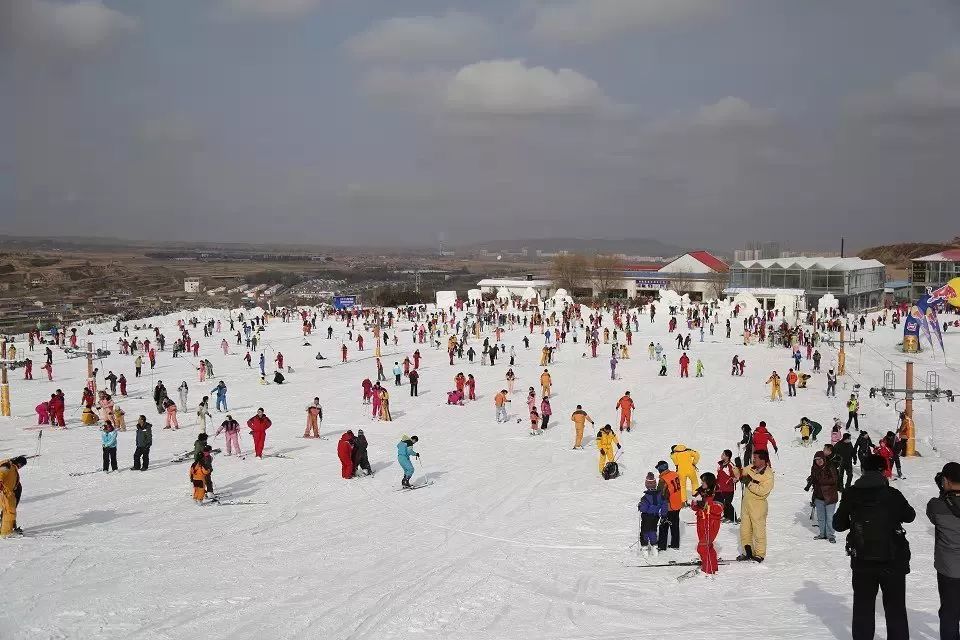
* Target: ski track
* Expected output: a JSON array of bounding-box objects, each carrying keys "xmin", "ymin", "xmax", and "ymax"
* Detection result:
[{"xmin": 0, "ymin": 305, "xmax": 958, "ymax": 639}]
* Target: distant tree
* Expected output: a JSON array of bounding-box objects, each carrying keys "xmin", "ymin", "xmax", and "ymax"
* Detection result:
[
  {"xmin": 669, "ymin": 267, "xmax": 694, "ymax": 295},
  {"xmin": 705, "ymin": 270, "xmax": 730, "ymax": 301},
  {"xmin": 551, "ymin": 254, "xmax": 589, "ymax": 292},
  {"xmin": 591, "ymin": 254, "xmax": 626, "ymax": 299}
]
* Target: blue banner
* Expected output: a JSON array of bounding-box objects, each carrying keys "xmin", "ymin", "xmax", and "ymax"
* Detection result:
[{"xmin": 333, "ymin": 296, "xmax": 357, "ymax": 310}]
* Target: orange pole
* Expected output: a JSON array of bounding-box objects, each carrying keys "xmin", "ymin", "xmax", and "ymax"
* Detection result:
[{"xmin": 904, "ymin": 361, "xmax": 916, "ymax": 456}]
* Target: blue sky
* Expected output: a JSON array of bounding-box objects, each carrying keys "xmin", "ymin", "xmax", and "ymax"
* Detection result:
[{"xmin": 4, "ymin": 0, "xmax": 960, "ymax": 250}]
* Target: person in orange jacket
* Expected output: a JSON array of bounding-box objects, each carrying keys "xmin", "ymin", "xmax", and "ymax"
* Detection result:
[
  {"xmin": 690, "ymin": 472, "xmax": 724, "ymax": 574},
  {"xmin": 494, "ymin": 390, "xmax": 510, "ymax": 423},
  {"xmin": 190, "ymin": 457, "xmax": 211, "ymax": 503},
  {"xmin": 786, "ymin": 368, "xmax": 798, "ymax": 397},
  {"xmin": 247, "ymin": 408, "xmax": 272, "ymax": 458},
  {"xmin": 539, "ymin": 369, "xmax": 552, "ymax": 398},
  {"xmin": 570, "ymin": 405, "xmax": 594, "ymax": 449},
  {"xmin": 616, "ymin": 392, "xmax": 635, "ymax": 432},
  {"xmin": 656, "ymin": 460, "xmax": 683, "ymax": 551}
]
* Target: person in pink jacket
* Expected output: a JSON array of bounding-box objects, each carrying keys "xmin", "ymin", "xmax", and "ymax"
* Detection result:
[
  {"xmin": 830, "ymin": 418, "xmax": 843, "ymax": 444},
  {"xmin": 540, "ymin": 397, "xmax": 552, "ymax": 430},
  {"xmin": 371, "ymin": 383, "xmax": 383, "ymax": 418},
  {"xmin": 163, "ymin": 398, "xmax": 179, "ymax": 429},
  {"xmin": 220, "ymin": 339, "xmax": 229, "ymax": 355}
]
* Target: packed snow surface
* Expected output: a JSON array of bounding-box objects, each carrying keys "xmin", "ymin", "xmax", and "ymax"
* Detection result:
[{"xmin": 1, "ymin": 304, "xmax": 958, "ymax": 640}]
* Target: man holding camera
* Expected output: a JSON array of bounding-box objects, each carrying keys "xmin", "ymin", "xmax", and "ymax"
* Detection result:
[
  {"xmin": 833, "ymin": 454, "xmax": 915, "ymax": 640},
  {"xmin": 928, "ymin": 462, "xmax": 960, "ymax": 640}
]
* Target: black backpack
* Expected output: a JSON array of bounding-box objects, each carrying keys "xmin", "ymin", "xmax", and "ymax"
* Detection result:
[
  {"xmin": 602, "ymin": 461, "xmax": 620, "ymax": 480},
  {"xmin": 847, "ymin": 488, "xmax": 909, "ymax": 566}
]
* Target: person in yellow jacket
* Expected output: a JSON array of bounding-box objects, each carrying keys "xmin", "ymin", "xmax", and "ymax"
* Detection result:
[
  {"xmin": 670, "ymin": 444, "xmax": 701, "ymax": 502},
  {"xmin": 0, "ymin": 456, "xmax": 27, "ymax": 537},
  {"xmin": 540, "ymin": 369, "xmax": 552, "ymax": 398},
  {"xmin": 570, "ymin": 405, "xmax": 594, "ymax": 449},
  {"xmin": 596, "ymin": 425, "xmax": 620, "ymax": 474},
  {"xmin": 738, "ymin": 450, "xmax": 775, "ymax": 562},
  {"xmin": 766, "ymin": 371, "xmax": 783, "ymax": 401}
]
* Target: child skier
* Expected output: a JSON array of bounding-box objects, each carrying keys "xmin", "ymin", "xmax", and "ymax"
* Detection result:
[
  {"xmin": 690, "ymin": 472, "xmax": 724, "ymax": 574},
  {"xmin": 190, "ymin": 456, "xmax": 211, "ymax": 504},
  {"xmin": 637, "ymin": 472, "xmax": 668, "ymax": 557},
  {"xmin": 397, "ymin": 435, "xmax": 420, "ymax": 488}
]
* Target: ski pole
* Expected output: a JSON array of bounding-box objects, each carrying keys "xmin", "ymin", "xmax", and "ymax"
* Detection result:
[{"xmin": 36, "ymin": 430, "xmax": 42, "ymax": 457}]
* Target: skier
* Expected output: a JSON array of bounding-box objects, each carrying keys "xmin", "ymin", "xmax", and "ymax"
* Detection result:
[
  {"xmin": 786, "ymin": 369, "xmax": 798, "ymax": 396},
  {"xmin": 671, "ymin": 444, "xmax": 701, "ymax": 503},
  {"xmin": 637, "ymin": 472, "xmax": 668, "ymax": 558},
  {"xmin": 352, "ymin": 430, "xmax": 372, "ymax": 476},
  {"xmin": 766, "ymin": 371, "xmax": 783, "ymax": 401},
  {"xmin": 211, "ymin": 381, "xmax": 228, "ymax": 412},
  {"xmin": 132, "ymin": 416, "xmax": 152, "ymax": 471},
  {"xmin": 0, "ymin": 456, "xmax": 27, "ymax": 538},
  {"xmin": 118, "ymin": 374, "xmax": 127, "ymax": 396},
  {"xmin": 570, "ymin": 405, "xmax": 594, "ymax": 449},
  {"xmin": 393, "ymin": 362, "xmax": 402, "ymax": 386},
  {"xmin": 695, "ymin": 359, "xmax": 704, "ymax": 377},
  {"xmin": 215, "ymin": 415, "xmax": 241, "ymax": 456},
  {"xmin": 409, "ymin": 369, "xmax": 419, "ymax": 397},
  {"xmin": 679, "ymin": 352, "xmax": 690, "ymax": 378},
  {"xmin": 826, "ymin": 369, "xmax": 837, "ymax": 397},
  {"xmin": 247, "ymin": 408, "xmax": 272, "ymax": 459},
  {"xmin": 539, "ymin": 396, "xmax": 552, "ymax": 430},
  {"xmin": 738, "ymin": 450, "xmax": 775, "ymax": 562},
  {"xmin": 610, "ymin": 355, "xmax": 618, "ymax": 380},
  {"xmin": 197, "ymin": 397, "xmax": 212, "ymax": 433},
  {"xmin": 163, "ymin": 398, "xmax": 179, "ymax": 430},
  {"xmin": 189, "ymin": 456, "xmax": 211, "ymax": 504},
  {"xmin": 259, "ymin": 353, "xmax": 266, "ymax": 376},
  {"xmin": 656, "ymin": 460, "xmax": 682, "ymax": 551},
  {"xmin": 596, "ymin": 425, "xmax": 620, "ymax": 476},
  {"xmin": 178, "ymin": 381, "xmax": 189, "ymax": 411},
  {"xmin": 494, "ymin": 390, "xmax": 510, "ymax": 423},
  {"xmin": 716, "ymin": 450, "xmax": 740, "ymax": 522},
  {"xmin": 752, "ymin": 421, "xmax": 779, "ymax": 455},
  {"xmin": 690, "ymin": 472, "xmax": 724, "ymax": 574},
  {"xmin": 616, "ymin": 392, "xmax": 634, "ymax": 432},
  {"xmin": 337, "ymin": 431, "xmax": 355, "ymax": 479},
  {"xmin": 540, "ymin": 369, "xmax": 552, "ymax": 398},
  {"xmin": 101, "ymin": 422, "xmax": 119, "ymax": 472},
  {"xmin": 304, "ymin": 397, "xmax": 322, "ymax": 438},
  {"xmin": 397, "ymin": 435, "xmax": 420, "ymax": 488}
]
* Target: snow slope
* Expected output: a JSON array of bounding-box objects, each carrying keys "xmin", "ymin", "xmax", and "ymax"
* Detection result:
[{"xmin": 1, "ymin": 305, "xmax": 959, "ymax": 640}]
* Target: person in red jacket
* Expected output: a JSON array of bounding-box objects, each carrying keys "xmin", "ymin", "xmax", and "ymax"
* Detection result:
[
  {"xmin": 247, "ymin": 408, "xmax": 272, "ymax": 458},
  {"xmin": 752, "ymin": 421, "xmax": 779, "ymax": 455},
  {"xmin": 341, "ymin": 343, "xmax": 348, "ymax": 363},
  {"xmin": 49, "ymin": 392, "xmax": 65, "ymax": 427},
  {"xmin": 413, "ymin": 349, "xmax": 421, "ymax": 369},
  {"xmin": 690, "ymin": 472, "xmax": 724, "ymax": 574},
  {"xmin": 715, "ymin": 449, "xmax": 740, "ymax": 522},
  {"xmin": 337, "ymin": 431, "xmax": 355, "ymax": 479},
  {"xmin": 466, "ymin": 374, "xmax": 476, "ymax": 401},
  {"xmin": 679, "ymin": 353, "xmax": 690, "ymax": 378}
]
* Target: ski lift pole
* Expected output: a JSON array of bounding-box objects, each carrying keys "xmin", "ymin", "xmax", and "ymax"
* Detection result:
[{"xmin": 0, "ymin": 338, "xmax": 10, "ymax": 417}]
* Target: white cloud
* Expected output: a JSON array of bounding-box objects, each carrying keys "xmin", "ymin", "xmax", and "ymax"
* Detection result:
[
  {"xmin": 443, "ymin": 59, "xmax": 621, "ymax": 116},
  {"xmin": 362, "ymin": 59, "xmax": 623, "ymax": 118},
  {"xmin": 346, "ymin": 12, "xmax": 493, "ymax": 62},
  {"xmin": 217, "ymin": 0, "xmax": 325, "ymax": 20},
  {"xmin": 10, "ymin": 0, "xmax": 138, "ymax": 55},
  {"xmin": 847, "ymin": 49, "xmax": 960, "ymax": 117},
  {"xmin": 649, "ymin": 97, "xmax": 775, "ymax": 134},
  {"xmin": 532, "ymin": 0, "xmax": 723, "ymax": 45}
]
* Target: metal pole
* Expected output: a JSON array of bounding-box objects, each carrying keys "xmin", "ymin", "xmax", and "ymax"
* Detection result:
[
  {"xmin": 87, "ymin": 341, "xmax": 95, "ymax": 395},
  {"xmin": 0, "ymin": 338, "xmax": 10, "ymax": 417},
  {"xmin": 905, "ymin": 361, "xmax": 916, "ymax": 456}
]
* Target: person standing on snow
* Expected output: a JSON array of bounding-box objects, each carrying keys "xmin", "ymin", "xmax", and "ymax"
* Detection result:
[
  {"xmin": 211, "ymin": 381, "xmax": 228, "ymax": 412},
  {"xmin": 637, "ymin": 472, "xmax": 668, "ymax": 557},
  {"xmin": 716, "ymin": 450, "xmax": 740, "ymax": 522},
  {"xmin": 215, "ymin": 415, "xmax": 241, "ymax": 456},
  {"xmin": 596, "ymin": 425, "xmax": 620, "ymax": 476},
  {"xmin": 671, "ymin": 444, "xmax": 701, "ymax": 503},
  {"xmin": 177, "ymin": 381, "xmax": 189, "ymax": 412},
  {"xmin": 766, "ymin": 371, "xmax": 783, "ymax": 401},
  {"xmin": 616, "ymin": 392, "xmax": 634, "ymax": 432},
  {"xmin": 247, "ymin": 408, "xmax": 272, "ymax": 459},
  {"xmin": 927, "ymin": 462, "xmax": 960, "ymax": 640},
  {"xmin": 738, "ymin": 450, "xmax": 775, "ymax": 562},
  {"xmin": 833, "ymin": 454, "xmax": 915, "ymax": 640},
  {"xmin": 397, "ymin": 435, "xmax": 420, "ymax": 488},
  {"xmin": 337, "ymin": 431, "xmax": 355, "ymax": 479},
  {"xmin": 304, "ymin": 397, "xmax": 322, "ymax": 438},
  {"xmin": 0, "ymin": 456, "xmax": 27, "ymax": 538},
  {"xmin": 352, "ymin": 430, "xmax": 372, "ymax": 476},
  {"xmin": 846, "ymin": 394, "xmax": 860, "ymax": 431},
  {"xmin": 679, "ymin": 352, "xmax": 690, "ymax": 378},
  {"xmin": 131, "ymin": 416, "xmax": 152, "ymax": 471},
  {"xmin": 805, "ymin": 451, "xmax": 839, "ymax": 543},
  {"xmin": 570, "ymin": 405, "xmax": 594, "ymax": 449},
  {"xmin": 690, "ymin": 472, "xmax": 724, "ymax": 574},
  {"xmin": 656, "ymin": 460, "xmax": 683, "ymax": 551},
  {"xmin": 752, "ymin": 421, "xmax": 779, "ymax": 456},
  {"xmin": 101, "ymin": 422, "xmax": 119, "ymax": 473},
  {"xmin": 409, "ymin": 369, "xmax": 419, "ymax": 397},
  {"xmin": 540, "ymin": 369, "xmax": 552, "ymax": 398}
]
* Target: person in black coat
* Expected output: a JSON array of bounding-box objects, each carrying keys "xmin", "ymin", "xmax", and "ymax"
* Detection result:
[
  {"xmin": 132, "ymin": 416, "xmax": 152, "ymax": 471},
  {"xmin": 854, "ymin": 431, "xmax": 873, "ymax": 471},
  {"xmin": 834, "ymin": 433, "xmax": 855, "ymax": 490},
  {"xmin": 351, "ymin": 430, "xmax": 372, "ymax": 476},
  {"xmin": 833, "ymin": 454, "xmax": 916, "ymax": 640}
]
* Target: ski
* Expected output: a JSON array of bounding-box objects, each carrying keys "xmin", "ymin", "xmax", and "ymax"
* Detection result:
[
  {"xmin": 677, "ymin": 568, "xmax": 701, "ymax": 582},
  {"xmin": 69, "ymin": 470, "xmax": 101, "ymax": 477},
  {"xmin": 262, "ymin": 453, "xmax": 292, "ymax": 459},
  {"xmin": 208, "ymin": 498, "xmax": 267, "ymax": 506},
  {"xmin": 396, "ymin": 480, "xmax": 434, "ymax": 491},
  {"xmin": 624, "ymin": 560, "xmax": 729, "ymax": 568}
]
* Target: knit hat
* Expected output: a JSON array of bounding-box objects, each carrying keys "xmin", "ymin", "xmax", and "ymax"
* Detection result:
[{"xmin": 645, "ymin": 472, "xmax": 657, "ymax": 489}]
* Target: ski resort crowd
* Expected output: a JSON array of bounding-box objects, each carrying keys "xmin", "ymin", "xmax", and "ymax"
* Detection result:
[{"xmin": 2, "ymin": 296, "xmax": 959, "ymax": 640}]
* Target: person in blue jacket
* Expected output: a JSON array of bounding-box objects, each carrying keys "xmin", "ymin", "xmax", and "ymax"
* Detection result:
[
  {"xmin": 211, "ymin": 381, "xmax": 228, "ymax": 412},
  {"xmin": 637, "ymin": 471, "xmax": 668, "ymax": 555},
  {"xmin": 101, "ymin": 421, "xmax": 119, "ymax": 472},
  {"xmin": 259, "ymin": 353, "xmax": 266, "ymax": 376},
  {"xmin": 397, "ymin": 436, "xmax": 420, "ymax": 488}
]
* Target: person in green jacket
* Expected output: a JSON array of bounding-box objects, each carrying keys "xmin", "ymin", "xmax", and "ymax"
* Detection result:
[{"xmin": 796, "ymin": 417, "xmax": 824, "ymax": 441}]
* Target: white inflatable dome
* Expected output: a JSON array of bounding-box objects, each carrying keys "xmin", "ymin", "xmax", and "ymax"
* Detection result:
[
  {"xmin": 817, "ymin": 293, "xmax": 839, "ymax": 314},
  {"xmin": 435, "ymin": 290, "xmax": 457, "ymax": 309},
  {"xmin": 467, "ymin": 289, "xmax": 482, "ymax": 302},
  {"xmin": 732, "ymin": 292, "xmax": 761, "ymax": 311}
]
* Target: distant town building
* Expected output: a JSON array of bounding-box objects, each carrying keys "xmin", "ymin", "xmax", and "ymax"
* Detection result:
[{"xmin": 184, "ymin": 277, "xmax": 201, "ymax": 293}]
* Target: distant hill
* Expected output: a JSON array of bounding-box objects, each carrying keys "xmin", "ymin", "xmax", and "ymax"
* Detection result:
[
  {"xmin": 457, "ymin": 237, "xmax": 688, "ymax": 258},
  {"xmin": 858, "ymin": 237, "xmax": 960, "ymax": 268}
]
